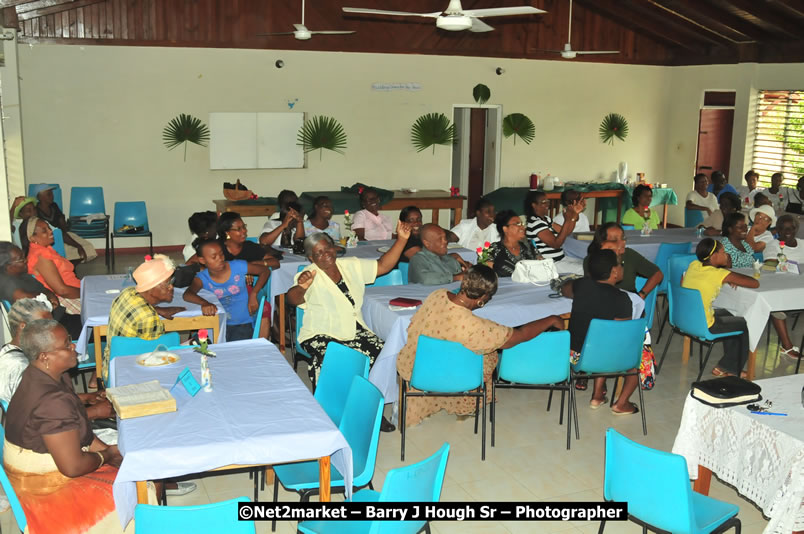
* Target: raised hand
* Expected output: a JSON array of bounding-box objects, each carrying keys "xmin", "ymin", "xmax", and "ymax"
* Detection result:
[
  {"xmin": 297, "ymin": 270, "xmax": 316, "ymax": 289},
  {"xmin": 396, "ymin": 221, "xmax": 411, "ymax": 241}
]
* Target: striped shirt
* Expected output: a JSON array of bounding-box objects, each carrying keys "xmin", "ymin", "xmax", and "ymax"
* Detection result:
[{"xmin": 526, "ymin": 215, "xmax": 565, "ymax": 261}]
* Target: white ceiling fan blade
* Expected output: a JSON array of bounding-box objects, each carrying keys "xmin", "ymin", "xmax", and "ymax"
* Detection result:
[
  {"xmin": 462, "ymin": 6, "xmax": 545, "ymax": 18},
  {"xmin": 469, "ymin": 17, "xmax": 494, "ymax": 32},
  {"xmin": 533, "ymin": 49, "xmax": 564, "ymax": 53},
  {"xmin": 342, "ymin": 7, "xmax": 441, "ymax": 18},
  {"xmin": 309, "ymin": 30, "xmax": 357, "ymax": 35},
  {"xmin": 256, "ymin": 31, "xmax": 297, "ymax": 36},
  {"xmin": 574, "ymin": 50, "xmax": 620, "ymax": 55},
  {"xmin": 293, "ymin": 24, "xmax": 308, "ymax": 32}
]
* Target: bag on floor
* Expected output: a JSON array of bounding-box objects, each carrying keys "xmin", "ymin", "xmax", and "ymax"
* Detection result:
[{"xmin": 639, "ymin": 344, "xmax": 656, "ymax": 390}]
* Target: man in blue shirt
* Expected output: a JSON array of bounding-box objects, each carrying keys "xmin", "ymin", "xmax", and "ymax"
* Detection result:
[{"xmin": 706, "ymin": 170, "xmax": 739, "ymax": 199}]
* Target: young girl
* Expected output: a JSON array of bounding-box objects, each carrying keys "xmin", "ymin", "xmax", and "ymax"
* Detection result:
[
  {"xmin": 183, "ymin": 240, "xmax": 270, "ymax": 341},
  {"xmin": 681, "ymin": 238, "xmax": 757, "ymax": 377},
  {"xmin": 352, "ymin": 188, "xmax": 393, "ymax": 241}
]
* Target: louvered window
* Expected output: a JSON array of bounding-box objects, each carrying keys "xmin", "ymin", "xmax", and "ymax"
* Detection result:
[{"xmin": 753, "ymin": 90, "xmax": 804, "ymax": 186}]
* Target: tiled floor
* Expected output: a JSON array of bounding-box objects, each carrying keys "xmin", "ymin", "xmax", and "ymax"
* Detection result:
[{"xmin": 73, "ymin": 253, "xmax": 802, "ymax": 533}]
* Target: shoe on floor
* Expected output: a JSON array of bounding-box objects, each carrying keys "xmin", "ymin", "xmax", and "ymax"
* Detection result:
[
  {"xmin": 380, "ymin": 416, "xmax": 396, "ymax": 433},
  {"xmin": 166, "ymin": 481, "xmax": 197, "ymax": 497},
  {"xmin": 589, "ymin": 396, "xmax": 608, "ymax": 410},
  {"xmin": 611, "ymin": 403, "xmax": 639, "ymax": 416}
]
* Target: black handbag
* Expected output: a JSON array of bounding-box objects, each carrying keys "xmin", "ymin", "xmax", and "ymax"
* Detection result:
[{"xmin": 690, "ymin": 376, "xmax": 761, "ymax": 408}]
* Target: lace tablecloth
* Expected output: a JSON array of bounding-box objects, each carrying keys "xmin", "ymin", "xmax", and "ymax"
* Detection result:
[{"xmin": 672, "ymin": 374, "xmax": 804, "ymax": 534}]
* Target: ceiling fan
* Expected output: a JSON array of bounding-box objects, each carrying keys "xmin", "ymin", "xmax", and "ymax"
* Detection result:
[
  {"xmin": 537, "ymin": 0, "xmax": 619, "ymax": 58},
  {"xmin": 258, "ymin": 0, "xmax": 355, "ymax": 40},
  {"xmin": 342, "ymin": 0, "xmax": 545, "ymax": 33}
]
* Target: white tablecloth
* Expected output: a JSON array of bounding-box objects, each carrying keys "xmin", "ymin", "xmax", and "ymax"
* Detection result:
[
  {"xmin": 363, "ymin": 279, "xmax": 572, "ymax": 403},
  {"xmin": 713, "ymin": 269, "xmax": 804, "ymax": 351},
  {"xmin": 564, "ymin": 228, "xmax": 700, "ymax": 263},
  {"xmin": 672, "ymin": 374, "xmax": 804, "ymax": 534},
  {"xmin": 111, "ymin": 339, "xmax": 352, "ymax": 528},
  {"xmin": 268, "ymin": 240, "xmax": 477, "ymax": 320},
  {"xmin": 75, "ymin": 275, "xmax": 227, "ymax": 355}
]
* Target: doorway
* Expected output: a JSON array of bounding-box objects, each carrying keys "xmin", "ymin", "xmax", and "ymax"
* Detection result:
[
  {"xmin": 695, "ymin": 91, "xmax": 736, "ymax": 180},
  {"xmin": 451, "ymin": 105, "xmax": 502, "ymax": 218}
]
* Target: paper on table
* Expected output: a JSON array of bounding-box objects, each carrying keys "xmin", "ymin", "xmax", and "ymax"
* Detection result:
[{"xmin": 389, "ymin": 305, "xmax": 419, "ymax": 311}]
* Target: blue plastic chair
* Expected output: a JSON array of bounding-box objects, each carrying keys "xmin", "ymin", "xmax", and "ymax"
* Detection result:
[
  {"xmin": 684, "ymin": 209, "xmax": 706, "ymax": 228},
  {"xmin": 621, "ymin": 224, "xmax": 635, "ymax": 231},
  {"xmin": 601, "ymin": 429, "xmax": 740, "ymax": 534},
  {"xmin": 492, "ymin": 331, "xmax": 577, "ymax": 450},
  {"xmin": 573, "ymin": 318, "xmax": 648, "ymax": 435},
  {"xmin": 68, "ymin": 186, "xmax": 110, "ymax": 269},
  {"xmin": 28, "ymin": 183, "xmax": 62, "ymax": 210},
  {"xmin": 657, "ymin": 284, "xmax": 745, "ymax": 381},
  {"xmin": 251, "ymin": 295, "xmax": 266, "ymax": 339},
  {"xmin": 401, "ymin": 335, "xmax": 486, "ymax": 461},
  {"xmin": 636, "ymin": 276, "xmax": 658, "ymax": 330},
  {"xmin": 753, "ymin": 251, "xmax": 763, "ymax": 262},
  {"xmin": 271, "ymin": 376, "xmax": 384, "ymax": 531},
  {"xmin": 653, "ymin": 242, "xmax": 694, "ymax": 343},
  {"xmin": 107, "ymin": 333, "xmax": 180, "ymax": 386},
  {"xmin": 51, "ymin": 226, "xmax": 67, "ymax": 258},
  {"xmin": 0, "ymin": 424, "xmax": 28, "ymax": 532},
  {"xmin": 656, "ymin": 253, "xmax": 697, "ymax": 344},
  {"xmin": 398, "ymin": 262, "xmax": 410, "ymax": 284},
  {"xmin": 293, "ymin": 307, "xmax": 317, "ymax": 390},
  {"xmin": 135, "ymin": 496, "xmax": 255, "ymax": 534},
  {"xmin": 314, "ymin": 343, "xmax": 370, "ymax": 426},
  {"xmin": 368, "ymin": 268, "xmax": 404, "ymax": 287},
  {"xmin": 0, "ymin": 300, "xmax": 9, "ymax": 312},
  {"xmin": 74, "ymin": 341, "xmax": 105, "ymax": 392},
  {"xmin": 0, "ymin": 399, "xmax": 7, "ymax": 425},
  {"xmin": 111, "ymin": 201, "xmax": 153, "ymax": 269},
  {"xmin": 298, "ymin": 443, "xmax": 451, "ymax": 534}
]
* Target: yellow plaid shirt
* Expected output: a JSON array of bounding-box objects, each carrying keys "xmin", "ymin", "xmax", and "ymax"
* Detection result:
[{"xmin": 102, "ymin": 286, "xmax": 165, "ymax": 382}]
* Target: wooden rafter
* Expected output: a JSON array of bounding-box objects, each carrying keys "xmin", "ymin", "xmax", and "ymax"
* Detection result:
[
  {"xmin": 715, "ymin": 0, "xmax": 804, "ymax": 38},
  {"xmin": 0, "ymin": 0, "xmax": 38, "ymax": 7},
  {"xmin": 648, "ymin": 0, "xmax": 765, "ymax": 42},
  {"xmin": 17, "ymin": 0, "xmax": 104, "ymax": 21},
  {"xmin": 14, "ymin": 0, "xmax": 74, "ymax": 12}
]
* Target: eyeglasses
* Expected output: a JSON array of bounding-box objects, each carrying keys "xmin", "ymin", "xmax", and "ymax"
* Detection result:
[
  {"xmin": 536, "ymin": 200, "xmax": 550, "ymax": 206},
  {"xmin": 506, "ymin": 222, "xmax": 525, "ymax": 227},
  {"xmin": 156, "ymin": 276, "xmax": 175, "ymax": 290},
  {"xmin": 229, "ymin": 225, "xmax": 247, "ymax": 232}
]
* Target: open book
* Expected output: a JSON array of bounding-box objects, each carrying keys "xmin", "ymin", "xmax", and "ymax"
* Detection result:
[{"xmin": 106, "ymin": 380, "xmax": 177, "ymax": 419}]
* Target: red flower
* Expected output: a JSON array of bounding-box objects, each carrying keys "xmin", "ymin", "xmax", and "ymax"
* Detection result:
[
  {"xmin": 779, "ymin": 241, "xmax": 786, "ymax": 248},
  {"xmin": 484, "ymin": 241, "xmax": 491, "ymax": 248},
  {"xmin": 344, "ymin": 209, "xmax": 350, "ymax": 216},
  {"xmin": 358, "ymin": 187, "xmax": 364, "ymax": 194},
  {"xmin": 476, "ymin": 247, "xmax": 483, "ymax": 253},
  {"xmin": 745, "ymin": 197, "xmax": 750, "ymax": 202},
  {"xmin": 198, "ymin": 329, "xmax": 208, "ymax": 342},
  {"xmin": 144, "ymin": 254, "xmax": 152, "ymax": 261},
  {"xmin": 249, "ymin": 193, "xmax": 258, "ymax": 200}
]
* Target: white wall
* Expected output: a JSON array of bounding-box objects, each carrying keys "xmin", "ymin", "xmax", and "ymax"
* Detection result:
[{"xmin": 15, "ymin": 44, "xmax": 674, "ymax": 246}]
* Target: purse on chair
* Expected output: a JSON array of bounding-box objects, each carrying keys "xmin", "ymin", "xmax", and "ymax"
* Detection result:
[{"xmin": 512, "ymin": 259, "xmax": 559, "ymax": 286}]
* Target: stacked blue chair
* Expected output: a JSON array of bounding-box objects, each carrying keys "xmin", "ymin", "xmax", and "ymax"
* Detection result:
[
  {"xmin": 600, "ymin": 428, "xmax": 740, "ymax": 534},
  {"xmin": 298, "ymin": 443, "xmax": 451, "ymax": 534},
  {"xmin": 107, "ymin": 333, "xmax": 180, "ymax": 387},
  {"xmin": 573, "ymin": 318, "xmax": 648, "ymax": 435},
  {"xmin": 0, "ymin": 424, "xmax": 28, "ymax": 533},
  {"xmin": 135, "ymin": 497, "xmax": 255, "ymax": 534},
  {"xmin": 271, "ymin": 376, "xmax": 384, "ymax": 531},
  {"xmin": 68, "ymin": 186, "xmax": 110, "ymax": 269},
  {"xmin": 314, "ymin": 343, "xmax": 370, "ymax": 425},
  {"xmin": 492, "ymin": 331, "xmax": 577, "ymax": 450},
  {"xmin": 111, "ymin": 201, "xmax": 153, "ymax": 269},
  {"xmin": 684, "ymin": 209, "xmax": 706, "ymax": 228},
  {"xmin": 655, "ymin": 249, "xmax": 696, "ymax": 344},
  {"xmin": 401, "ymin": 335, "xmax": 487, "ymax": 461}
]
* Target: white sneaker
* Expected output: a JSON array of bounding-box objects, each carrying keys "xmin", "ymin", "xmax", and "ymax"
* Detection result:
[{"xmin": 166, "ymin": 481, "xmax": 197, "ymax": 497}]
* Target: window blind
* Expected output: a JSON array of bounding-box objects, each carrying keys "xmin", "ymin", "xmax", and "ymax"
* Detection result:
[{"xmin": 752, "ymin": 90, "xmax": 804, "ymax": 187}]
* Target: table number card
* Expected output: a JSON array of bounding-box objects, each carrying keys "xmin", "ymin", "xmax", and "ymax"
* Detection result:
[{"xmin": 171, "ymin": 367, "xmax": 201, "ymax": 397}]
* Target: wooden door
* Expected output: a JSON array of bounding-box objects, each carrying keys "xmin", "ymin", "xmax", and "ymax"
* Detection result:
[
  {"xmin": 695, "ymin": 109, "xmax": 734, "ymax": 178},
  {"xmin": 467, "ymin": 108, "xmax": 487, "ymax": 217}
]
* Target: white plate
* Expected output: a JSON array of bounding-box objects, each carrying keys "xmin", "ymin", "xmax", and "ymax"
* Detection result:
[
  {"xmin": 136, "ymin": 351, "xmax": 180, "ymax": 367},
  {"xmin": 401, "ymin": 188, "xmax": 418, "ymax": 194},
  {"xmin": 377, "ymin": 246, "xmax": 390, "ymax": 253}
]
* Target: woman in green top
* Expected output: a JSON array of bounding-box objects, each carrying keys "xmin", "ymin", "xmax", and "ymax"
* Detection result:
[{"xmin": 622, "ymin": 185, "xmax": 660, "ymax": 230}]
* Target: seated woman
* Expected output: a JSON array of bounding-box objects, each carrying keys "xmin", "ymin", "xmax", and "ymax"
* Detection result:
[
  {"xmin": 722, "ymin": 212, "xmax": 759, "ymax": 267},
  {"xmin": 765, "ymin": 214, "xmax": 803, "ymax": 361},
  {"xmin": 0, "ymin": 298, "xmax": 52, "ymax": 406},
  {"xmin": 700, "ymin": 192, "xmax": 740, "ymax": 236},
  {"xmin": 685, "ymin": 173, "xmax": 718, "ymax": 217},
  {"xmin": 4, "ymin": 319, "xmax": 127, "ymax": 534},
  {"xmin": 182, "ymin": 210, "xmax": 218, "ymax": 263},
  {"xmin": 304, "ymin": 196, "xmax": 341, "ymax": 241},
  {"xmin": 525, "ymin": 190, "xmax": 584, "ymax": 275},
  {"xmin": 553, "ymin": 190, "xmax": 591, "ymax": 232},
  {"xmin": 352, "ymin": 188, "xmax": 394, "ymax": 241},
  {"xmin": 9, "ymin": 196, "xmax": 37, "ymax": 247},
  {"xmin": 260, "ymin": 190, "xmax": 305, "ymax": 247},
  {"xmin": 21, "ymin": 217, "xmax": 81, "ymax": 315},
  {"xmin": 448, "ymin": 197, "xmax": 500, "ymax": 251},
  {"xmin": 487, "ymin": 210, "xmax": 540, "ymax": 277},
  {"xmin": 682, "ymin": 239, "xmax": 755, "ymax": 377},
  {"xmin": 398, "ymin": 206, "xmax": 424, "ymax": 262},
  {"xmin": 781, "ymin": 175, "xmax": 803, "ymax": 214},
  {"xmin": 736, "ymin": 169, "xmax": 764, "ymax": 206},
  {"xmin": 622, "ymin": 184, "xmax": 660, "ymax": 231},
  {"xmin": 397, "ymin": 265, "xmax": 564, "ymax": 427},
  {"xmin": 218, "ymin": 212, "xmax": 279, "ymax": 269},
  {"xmin": 775, "ymin": 214, "xmax": 804, "ymax": 264},
  {"xmin": 31, "ymin": 183, "xmax": 97, "ymax": 264},
  {"xmin": 183, "ymin": 240, "xmax": 270, "ymax": 342},
  {"xmin": 748, "ymin": 205, "xmax": 778, "ymax": 259},
  {"xmin": 288, "ymin": 226, "xmax": 411, "ymax": 432}
]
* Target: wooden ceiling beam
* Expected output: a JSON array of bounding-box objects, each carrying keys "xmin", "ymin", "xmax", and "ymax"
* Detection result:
[
  {"xmin": 0, "ymin": 0, "xmax": 38, "ymax": 7},
  {"xmin": 17, "ymin": 0, "xmax": 103, "ymax": 21},
  {"xmin": 650, "ymin": 0, "xmax": 767, "ymax": 42},
  {"xmin": 716, "ymin": 0, "xmax": 804, "ymax": 38},
  {"xmin": 14, "ymin": 0, "xmax": 75, "ymax": 12},
  {"xmin": 625, "ymin": 0, "xmax": 738, "ymax": 46},
  {"xmin": 573, "ymin": 0, "xmax": 710, "ymax": 52}
]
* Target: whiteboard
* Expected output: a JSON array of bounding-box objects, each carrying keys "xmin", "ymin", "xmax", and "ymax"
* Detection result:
[{"xmin": 209, "ymin": 112, "xmax": 304, "ymax": 170}]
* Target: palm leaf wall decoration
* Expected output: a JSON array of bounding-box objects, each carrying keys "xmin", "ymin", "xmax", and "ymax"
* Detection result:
[
  {"xmin": 599, "ymin": 113, "xmax": 629, "ymax": 145},
  {"xmin": 411, "ymin": 113, "xmax": 457, "ymax": 154},
  {"xmin": 502, "ymin": 113, "xmax": 535, "ymax": 145},
  {"xmin": 473, "ymin": 84, "xmax": 491, "ymax": 105},
  {"xmin": 297, "ymin": 116, "xmax": 348, "ymax": 159},
  {"xmin": 162, "ymin": 114, "xmax": 210, "ymax": 161}
]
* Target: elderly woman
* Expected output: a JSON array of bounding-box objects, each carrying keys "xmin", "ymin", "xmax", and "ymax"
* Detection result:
[
  {"xmin": 487, "ymin": 210, "xmax": 540, "ymax": 277},
  {"xmin": 397, "ymin": 265, "xmax": 564, "ymax": 426},
  {"xmin": 622, "ymin": 184, "xmax": 660, "ymax": 231},
  {"xmin": 31, "ymin": 183, "xmax": 97, "ymax": 264},
  {"xmin": 0, "ymin": 298, "xmax": 52, "ymax": 405},
  {"xmin": 21, "ymin": 217, "xmax": 82, "ymax": 315},
  {"xmin": 4, "ymin": 319, "xmax": 127, "ymax": 533},
  {"xmin": 525, "ymin": 190, "xmax": 584, "ymax": 275},
  {"xmin": 700, "ymin": 192, "xmax": 741, "ymax": 236},
  {"xmin": 103, "ymin": 254, "xmax": 186, "ymax": 383},
  {"xmin": 748, "ymin": 205, "xmax": 777, "ymax": 258},
  {"xmin": 304, "ymin": 196, "xmax": 340, "ymax": 241},
  {"xmin": 218, "ymin": 212, "xmax": 280, "ymax": 269}
]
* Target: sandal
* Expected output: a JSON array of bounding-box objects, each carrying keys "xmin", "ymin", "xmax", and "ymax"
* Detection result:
[
  {"xmin": 575, "ymin": 379, "xmax": 588, "ymax": 391},
  {"xmin": 780, "ymin": 346, "xmax": 802, "ymax": 360},
  {"xmin": 589, "ymin": 396, "xmax": 608, "ymax": 410},
  {"xmin": 611, "ymin": 403, "xmax": 639, "ymax": 416},
  {"xmin": 711, "ymin": 367, "xmax": 734, "ymax": 377}
]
